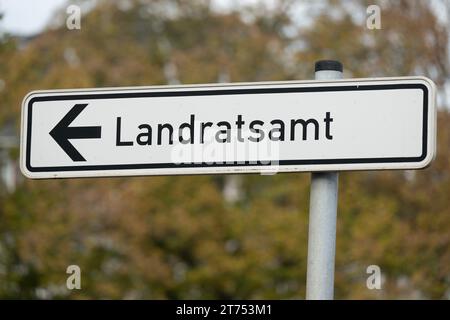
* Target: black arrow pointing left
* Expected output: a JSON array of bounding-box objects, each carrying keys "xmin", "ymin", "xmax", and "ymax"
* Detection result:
[{"xmin": 49, "ymin": 103, "xmax": 101, "ymax": 162}]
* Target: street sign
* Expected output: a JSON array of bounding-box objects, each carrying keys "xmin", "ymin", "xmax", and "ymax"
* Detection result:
[{"xmin": 20, "ymin": 77, "xmax": 436, "ymax": 179}]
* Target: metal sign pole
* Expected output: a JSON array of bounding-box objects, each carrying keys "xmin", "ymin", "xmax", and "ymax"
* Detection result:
[{"xmin": 306, "ymin": 60, "xmax": 343, "ymax": 300}]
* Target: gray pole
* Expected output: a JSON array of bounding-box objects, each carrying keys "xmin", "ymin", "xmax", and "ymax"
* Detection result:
[{"xmin": 306, "ymin": 60, "xmax": 343, "ymax": 300}]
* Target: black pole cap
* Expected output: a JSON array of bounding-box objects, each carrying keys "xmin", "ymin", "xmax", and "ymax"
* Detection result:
[{"xmin": 314, "ymin": 60, "xmax": 343, "ymax": 72}]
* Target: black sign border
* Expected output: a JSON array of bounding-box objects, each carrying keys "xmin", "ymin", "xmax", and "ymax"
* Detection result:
[{"xmin": 25, "ymin": 83, "xmax": 429, "ymax": 173}]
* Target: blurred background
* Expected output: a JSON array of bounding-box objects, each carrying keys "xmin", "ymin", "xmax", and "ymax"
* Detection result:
[{"xmin": 0, "ymin": 0, "xmax": 449, "ymax": 299}]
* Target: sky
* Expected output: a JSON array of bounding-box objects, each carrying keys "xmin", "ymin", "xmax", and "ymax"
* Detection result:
[
  {"xmin": 1, "ymin": 0, "xmax": 449, "ymax": 36},
  {"xmin": 0, "ymin": 0, "xmax": 67, "ymax": 35}
]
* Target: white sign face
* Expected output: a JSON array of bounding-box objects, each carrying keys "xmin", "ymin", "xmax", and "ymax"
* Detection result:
[{"xmin": 20, "ymin": 77, "xmax": 436, "ymax": 179}]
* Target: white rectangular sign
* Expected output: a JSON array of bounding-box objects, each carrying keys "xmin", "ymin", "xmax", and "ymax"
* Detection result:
[{"xmin": 20, "ymin": 77, "xmax": 436, "ymax": 179}]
